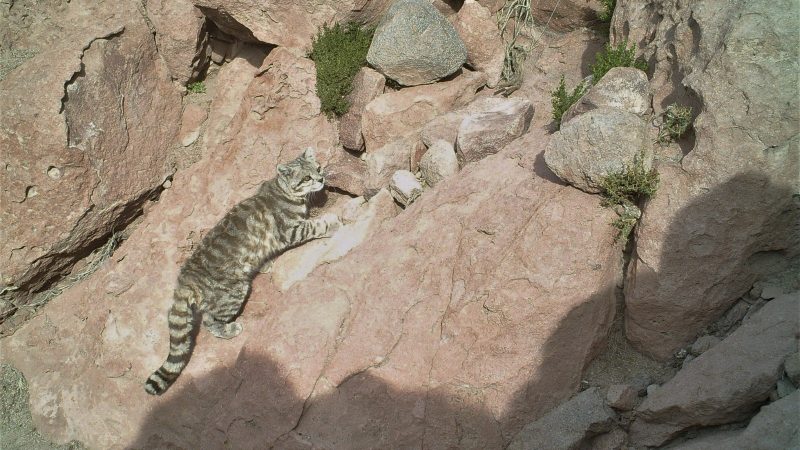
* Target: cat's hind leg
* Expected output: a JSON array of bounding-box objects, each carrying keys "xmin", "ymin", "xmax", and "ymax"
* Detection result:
[{"xmin": 202, "ymin": 282, "xmax": 249, "ymax": 339}]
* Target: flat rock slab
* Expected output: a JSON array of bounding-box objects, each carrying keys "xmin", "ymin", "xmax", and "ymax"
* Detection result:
[
  {"xmin": 367, "ymin": 0, "xmax": 466, "ymax": 86},
  {"xmin": 1, "ymin": 130, "xmax": 621, "ymax": 448},
  {"xmin": 630, "ymin": 293, "xmax": 800, "ymax": 447}
]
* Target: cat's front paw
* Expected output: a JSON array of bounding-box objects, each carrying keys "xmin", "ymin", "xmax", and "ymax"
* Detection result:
[{"xmin": 320, "ymin": 213, "xmax": 342, "ymax": 237}]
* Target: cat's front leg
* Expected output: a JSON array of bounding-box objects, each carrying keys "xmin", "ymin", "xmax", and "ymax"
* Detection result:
[{"xmin": 288, "ymin": 214, "xmax": 341, "ymax": 245}]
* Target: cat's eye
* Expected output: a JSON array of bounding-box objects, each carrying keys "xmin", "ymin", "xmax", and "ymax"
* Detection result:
[{"xmin": 303, "ymin": 176, "xmax": 311, "ymax": 182}]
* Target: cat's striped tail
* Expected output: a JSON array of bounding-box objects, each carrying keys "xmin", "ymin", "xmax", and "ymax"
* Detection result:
[{"xmin": 145, "ymin": 289, "xmax": 198, "ymax": 395}]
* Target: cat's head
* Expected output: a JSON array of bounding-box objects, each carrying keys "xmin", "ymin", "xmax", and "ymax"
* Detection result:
[{"xmin": 276, "ymin": 147, "xmax": 325, "ymax": 197}]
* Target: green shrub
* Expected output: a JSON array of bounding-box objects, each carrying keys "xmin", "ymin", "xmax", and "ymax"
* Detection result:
[
  {"xmin": 551, "ymin": 75, "xmax": 588, "ymax": 127},
  {"xmin": 600, "ymin": 153, "xmax": 659, "ymax": 242},
  {"xmin": 657, "ymin": 103, "xmax": 693, "ymax": 143},
  {"xmin": 186, "ymin": 81, "xmax": 206, "ymax": 94},
  {"xmin": 308, "ymin": 22, "xmax": 373, "ymax": 118},
  {"xmin": 597, "ymin": 0, "xmax": 615, "ymax": 22},
  {"xmin": 590, "ymin": 41, "xmax": 648, "ymax": 82}
]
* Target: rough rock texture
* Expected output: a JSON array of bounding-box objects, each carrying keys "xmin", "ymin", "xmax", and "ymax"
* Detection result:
[
  {"xmin": 270, "ymin": 190, "xmax": 398, "ymax": 290},
  {"xmin": 453, "ymin": 0, "xmax": 505, "ymax": 88},
  {"xmin": 421, "ymin": 111, "xmax": 466, "ymax": 147},
  {"xmin": 689, "ymin": 335, "xmax": 721, "ymax": 356},
  {"xmin": 388, "ymin": 170, "xmax": 424, "ymax": 206},
  {"xmin": 366, "ymin": 0, "xmax": 467, "ymax": 86},
  {"xmin": 419, "ymin": 140, "xmax": 459, "ymax": 187},
  {"xmin": 456, "ymin": 97, "xmax": 534, "ymax": 164},
  {"xmin": 361, "ymin": 70, "xmax": 486, "ymax": 152},
  {"xmin": 630, "ymin": 294, "xmax": 800, "ymax": 447},
  {"xmin": 561, "ymin": 67, "xmax": 650, "ymax": 125},
  {"xmin": 619, "ymin": 0, "xmax": 800, "ymax": 359},
  {"xmin": 0, "ymin": 45, "xmax": 335, "ymax": 448},
  {"xmin": 1, "ymin": 123, "xmax": 621, "ymax": 447},
  {"xmin": 178, "ymin": 103, "xmax": 209, "ymax": 147},
  {"xmin": 606, "ymin": 384, "xmax": 637, "ymax": 411},
  {"xmin": 0, "ymin": 0, "xmax": 182, "ymax": 331},
  {"xmin": 508, "ymin": 387, "xmax": 617, "ymax": 450},
  {"xmin": 544, "ymin": 107, "xmax": 652, "ymax": 193},
  {"xmin": 364, "ymin": 135, "xmax": 424, "ymax": 193},
  {"xmin": 339, "ymin": 67, "xmax": 386, "ymax": 151},
  {"xmin": 667, "ymin": 390, "xmax": 800, "ymax": 450},
  {"xmin": 590, "ymin": 428, "xmax": 628, "ymax": 450},
  {"xmin": 324, "ymin": 150, "xmax": 369, "ymax": 196},
  {"xmin": 144, "ymin": 0, "xmax": 208, "ymax": 84},
  {"xmin": 785, "ymin": 352, "xmax": 800, "ymax": 386}
]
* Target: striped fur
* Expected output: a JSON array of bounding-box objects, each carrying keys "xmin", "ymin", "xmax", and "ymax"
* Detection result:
[{"xmin": 145, "ymin": 148, "xmax": 339, "ymax": 395}]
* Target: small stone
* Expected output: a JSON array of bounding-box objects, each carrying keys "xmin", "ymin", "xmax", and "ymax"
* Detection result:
[
  {"xmin": 178, "ymin": 103, "xmax": 208, "ymax": 147},
  {"xmin": 47, "ymin": 166, "xmax": 62, "ymax": 179},
  {"xmin": 162, "ymin": 179, "xmax": 172, "ymax": 189},
  {"xmin": 389, "ymin": 170, "xmax": 423, "ymax": 206},
  {"xmin": 775, "ymin": 376, "xmax": 796, "ymax": 399},
  {"xmin": 646, "ymin": 384, "xmax": 659, "ymax": 396},
  {"xmin": 760, "ymin": 283, "xmax": 783, "ymax": 300},
  {"xmin": 749, "ymin": 283, "xmax": 763, "ymax": 299},
  {"xmin": 682, "ymin": 354, "xmax": 695, "ymax": 370},
  {"xmin": 690, "ymin": 335, "xmax": 721, "ymax": 356},
  {"xmin": 675, "ymin": 348, "xmax": 688, "ymax": 359},
  {"xmin": 419, "ymin": 140, "xmax": 459, "ymax": 187},
  {"xmin": 606, "ymin": 384, "xmax": 638, "ymax": 411},
  {"xmin": 784, "ymin": 352, "xmax": 800, "ymax": 386}
]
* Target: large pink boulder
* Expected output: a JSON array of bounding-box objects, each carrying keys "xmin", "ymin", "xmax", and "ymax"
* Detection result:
[{"xmin": 0, "ymin": 0, "xmax": 182, "ymax": 333}]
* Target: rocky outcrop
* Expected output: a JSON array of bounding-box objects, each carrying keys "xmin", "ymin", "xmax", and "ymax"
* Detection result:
[
  {"xmin": 361, "ymin": 70, "xmax": 485, "ymax": 152},
  {"xmin": 366, "ymin": 0, "xmax": 467, "ymax": 86},
  {"xmin": 1, "ymin": 120, "xmax": 621, "ymax": 448},
  {"xmin": 0, "ymin": 0, "xmax": 182, "ymax": 332},
  {"xmin": 508, "ymin": 387, "xmax": 617, "ymax": 450},
  {"xmin": 618, "ymin": 0, "xmax": 800, "ymax": 359},
  {"xmin": 544, "ymin": 107, "xmax": 652, "ymax": 193},
  {"xmin": 339, "ymin": 67, "xmax": 386, "ymax": 151},
  {"xmin": 629, "ymin": 293, "xmax": 800, "ymax": 447},
  {"xmin": 453, "ymin": 0, "xmax": 505, "ymax": 88},
  {"xmin": 143, "ymin": 0, "xmax": 208, "ymax": 84},
  {"xmin": 561, "ymin": 67, "xmax": 650, "ymax": 125},
  {"xmin": 456, "ymin": 97, "xmax": 534, "ymax": 164}
]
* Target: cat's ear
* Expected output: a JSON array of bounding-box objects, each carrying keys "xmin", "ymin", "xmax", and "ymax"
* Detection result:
[
  {"xmin": 303, "ymin": 147, "xmax": 316, "ymax": 160},
  {"xmin": 277, "ymin": 164, "xmax": 291, "ymax": 177}
]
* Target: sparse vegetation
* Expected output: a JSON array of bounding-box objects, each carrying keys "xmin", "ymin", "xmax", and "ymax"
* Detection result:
[
  {"xmin": 600, "ymin": 154, "xmax": 659, "ymax": 242},
  {"xmin": 496, "ymin": 0, "xmax": 535, "ymax": 95},
  {"xmin": 657, "ymin": 103, "xmax": 693, "ymax": 143},
  {"xmin": 597, "ymin": 0, "xmax": 616, "ymax": 22},
  {"xmin": 551, "ymin": 75, "xmax": 588, "ymax": 127},
  {"xmin": 590, "ymin": 41, "xmax": 648, "ymax": 82},
  {"xmin": 186, "ymin": 81, "xmax": 206, "ymax": 94},
  {"xmin": 308, "ymin": 22, "xmax": 374, "ymax": 118}
]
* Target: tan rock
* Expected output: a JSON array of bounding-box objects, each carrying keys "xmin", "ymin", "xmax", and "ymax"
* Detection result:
[
  {"xmin": 144, "ymin": 0, "xmax": 208, "ymax": 84},
  {"xmin": 629, "ymin": 294, "xmax": 800, "ymax": 447},
  {"xmin": 453, "ymin": 0, "xmax": 505, "ymax": 87},
  {"xmin": 361, "ymin": 70, "xmax": 486, "ymax": 152},
  {"xmin": 456, "ymin": 97, "xmax": 534, "ymax": 164},
  {"xmin": 388, "ymin": 170, "xmax": 424, "ymax": 206},
  {"xmin": 561, "ymin": 67, "xmax": 651, "ymax": 125},
  {"xmin": 324, "ymin": 150, "xmax": 368, "ymax": 196},
  {"xmin": 364, "ymin": 135, "xmax": 424, "ymax": 193},
  {"xmin": 339, "ymin": 67, "xmax": 386, "ymax": 151},
  {"xmin": 619, "ymin": 0, "xmax": 800, "ymax": 360},
  {"xmin": 421, "ymin": 111, "xmax": 466, "ymax": 147},
  {"xmin": 178, "ymin": 103, "xmax": 208, "ymax": 147},
  {"xmin": 606, "ymin": 384, "xmax": 638, "ymax": 411},
  {"xmin": 0, "ymin": 1, "xmax": 182, "ymax": 333},
  {"xmin": 419, "ymin": 140, "xmax": 459, "ymax": 187}
]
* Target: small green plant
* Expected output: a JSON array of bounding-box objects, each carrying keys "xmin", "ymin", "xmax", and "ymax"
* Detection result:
[
  {"xmin": 186, "ymin": 81, "xmax": 206, "ymax": 94},
  {"xmin": 600, "ymin": 153, "xmax": 659, "ymax": 242},
  {"xmin": 308, "ymin": 22, "xmax": 373, "ymax": 118},
  {"xmin": 590, "ymin": 41, "xmax": 648, "ymax": 82},
  {"xmin": 551, "ymin": 75, "xmax": 588, "ymax": 127},
  {"xmin": 657, "ymin": 103, "xmax": 693, "ymax": 143},
  {"xmin": 597, "ymin": 0, "xmax": 616, "ymax": 22}
]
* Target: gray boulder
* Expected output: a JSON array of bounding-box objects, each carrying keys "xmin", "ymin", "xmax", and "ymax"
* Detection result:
[
  {"xmin": 561, "ymin": 67, "xmax": 651, "ymax": 124},
  {"xmin": 508, "ymin": 387, "xmax": 616, "ymax": 450},
  {"xmin": 367, "ymin": 0, "xmax": 467, "ymax": 86},
  {"xmin": 544, "ymin": 107, "xmax": 652, "ymax": 193}
]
